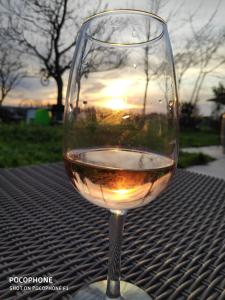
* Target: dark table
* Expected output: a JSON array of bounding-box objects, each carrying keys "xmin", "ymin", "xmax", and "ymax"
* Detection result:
[{"xmin": 0, "ymin": 163, "xmax": 225, "ymax": 300}]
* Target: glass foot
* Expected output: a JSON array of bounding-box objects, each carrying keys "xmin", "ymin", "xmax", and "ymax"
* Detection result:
[{"xmin": 71, "ymin": 280, "xmax": 152, "ymax": 300}]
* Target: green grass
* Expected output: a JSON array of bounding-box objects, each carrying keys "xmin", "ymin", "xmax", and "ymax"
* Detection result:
[
  {"xmin": 178, "ymin": 151, "xmax": 215, "ymax": 168},
  {"xmin": 0, "ymin": 123, "xmax": 62, "ymax": 168},
  {"xmin": 179, "ymin": 129, "xmax": 220, "ymax": 148},
  {"xmin": 0, "ymin": 123, "xmax": 220, "ymax": 168}
]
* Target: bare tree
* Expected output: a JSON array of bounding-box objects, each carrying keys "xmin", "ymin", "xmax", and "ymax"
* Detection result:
[
  {"xmin": 189, "ymin": 24, "xmax": 225, "ymax": 104},
  {"xmin": 1, "ymin": 0, "xmax": 224, "ymax": 110},
  {"xmin": 133, "ymin": 0, "xmax": 225, "ymax": 110},
  {"xmin": 0, "ymin": 42, "xmax": 25, "ymax": 106},
  {"xmin": 142, "ymin": 0, "xmax": 185, "ymax": 114},
  {"xmin": 173, "ymin": 1, "xmax": 225, "ymax": 104},
  {"xmin": 142, "ymin": 1, "xmax": 165, "ymax": 115},
  {"xmin": 0, "ymin": 0, "xmax": 103, "ymax": 107}
]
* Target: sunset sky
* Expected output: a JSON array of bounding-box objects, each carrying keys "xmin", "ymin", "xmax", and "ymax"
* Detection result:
[{"xmin": 3, "ymin": 0, "xmax": 225, "ymax": 116}]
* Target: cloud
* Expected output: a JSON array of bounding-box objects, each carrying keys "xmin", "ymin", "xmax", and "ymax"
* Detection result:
[
  {"xmin": 82, "ymin": 81, "xmax": 106, "ymax": 94},
  {"xmin": 5, "ymin": 77, "xmax": 57, "ymax": 106},
  {"xmin": 3, "ymin": 0, "xmax": 225, "ymax": 117}
]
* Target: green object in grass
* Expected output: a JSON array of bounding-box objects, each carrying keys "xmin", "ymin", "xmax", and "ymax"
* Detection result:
[{"xmin": 34, "ymin": 109, "xmax": 50, "ymax": 125}]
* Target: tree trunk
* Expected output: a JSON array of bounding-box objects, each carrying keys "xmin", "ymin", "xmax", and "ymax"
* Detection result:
[
  {"xmin": 0, "ymin": 94, "xmax": 6, "ymax": 106},
  {"xmin": 75, "ymin": 79, "xmax": 81, "ymax": 113},
  {"xmin": 0, "ymin": 89, "xmax": 6, "ymax": 106},
  {"xmin": 143, "ymin": 77, "xmax": 149, "ymax": 115},
  {"xmin": 55, "ymin": 76, "xmax": 63, "ymax": 106},
  {"xmin": 143, "ymin": 44, "xmax": 150, "ymax": 115}
]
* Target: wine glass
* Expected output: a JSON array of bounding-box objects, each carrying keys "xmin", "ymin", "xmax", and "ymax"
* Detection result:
[{"xmin": 63, "ymin": 9, "xmax": 179, "ymax": 300}]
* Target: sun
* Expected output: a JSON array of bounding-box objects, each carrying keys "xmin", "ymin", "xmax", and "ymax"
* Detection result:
[
  {"xmin": 101, "ymin": 79, "xmax": 131, "ymax": 110},
  {"xmin": 105, "ymin": 98, "xmax": 127, "ymax": 110}
]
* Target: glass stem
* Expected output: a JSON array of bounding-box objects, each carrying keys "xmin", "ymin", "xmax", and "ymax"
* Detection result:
[{"xmin": 106, "ymin": 209, "xmax": 127, "ymax": 299}]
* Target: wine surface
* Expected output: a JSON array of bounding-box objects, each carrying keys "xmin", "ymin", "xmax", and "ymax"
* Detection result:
[{"xmin": 64, "ymin": 148, "xmax": 175, "ymax": 210}]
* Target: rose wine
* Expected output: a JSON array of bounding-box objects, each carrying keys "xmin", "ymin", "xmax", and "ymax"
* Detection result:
[{"xmin": 64, "ymin": 148, "xmax": 175, "ymax": 210}]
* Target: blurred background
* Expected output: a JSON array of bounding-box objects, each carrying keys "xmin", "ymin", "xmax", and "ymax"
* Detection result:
[{"xmin": 0, "ymin": 0, "xmax": 224, "ymax": 177}]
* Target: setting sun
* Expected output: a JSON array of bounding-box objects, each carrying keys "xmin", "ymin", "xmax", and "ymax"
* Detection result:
[
  {"xmin": 105, "ymin": 98, "xmax": 127, "ymax": 110},
  {"xmin": 101, "ymin": 79, "xmax": 131, "ymax": 110},
  {"xmin": 104, "ymin": 79, "xmax": 130, "ymax": 98}
]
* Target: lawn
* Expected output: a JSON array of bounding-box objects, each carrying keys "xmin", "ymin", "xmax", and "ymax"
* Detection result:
[
  {"xmin": 0, "ymin": 123, "xmax": 62, "ymax": 168},
  {"xmin": 178, "ymin": 128, "xmax": 220, "ymax": 168},
  {"xmin": 179, "ymin": 129, "xmax": 220, "ymax": 148},
  {"xmin": 178, "ymin": 151, "xmax": 215, "ymax": 168},
  {"xmin": 0, "ymin": 123, "xmax": 220, "ymax": 168}
]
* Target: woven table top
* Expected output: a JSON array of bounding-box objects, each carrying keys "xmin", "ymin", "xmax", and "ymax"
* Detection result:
[{"xmin": 0, "ymin": 163, "xmax": 225, "ymax": 300}]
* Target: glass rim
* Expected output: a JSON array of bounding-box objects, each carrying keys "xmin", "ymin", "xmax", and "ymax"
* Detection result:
[{"xmin": 82, "ymin": 9, "xmax": 167, "ymax": 47}]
